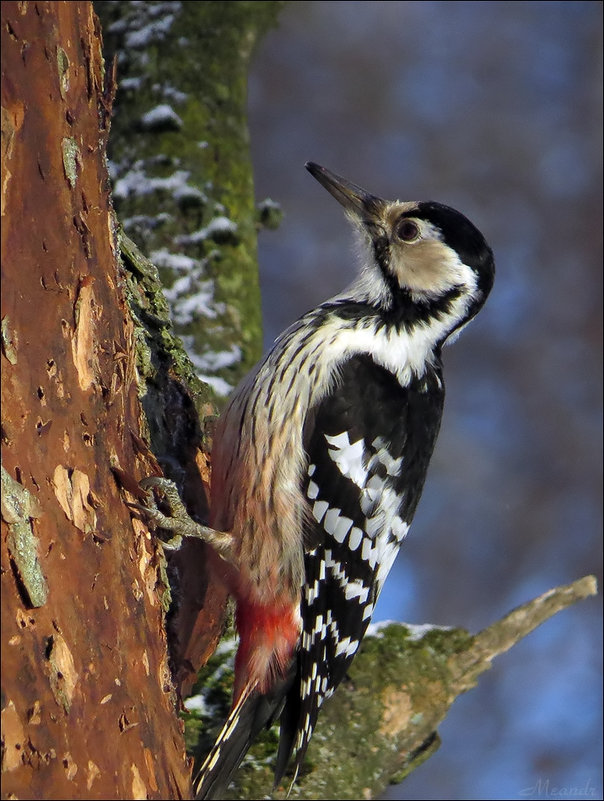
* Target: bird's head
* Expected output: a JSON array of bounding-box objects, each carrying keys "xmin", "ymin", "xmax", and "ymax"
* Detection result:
[{"xmin": 306, "ymin": 162, "xmax": 495, "ymax": 337}]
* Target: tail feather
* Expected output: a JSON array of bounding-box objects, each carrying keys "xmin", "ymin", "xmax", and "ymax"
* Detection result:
[
  {"xmin": 193, "ymin": 685, "xmax": 265, "ymax": 800},
  {"xmin": 194, "ymin": 672, "xmax": 295, "ymax": 800},
  {"xmin": 273, "ymin": 671, "xmax": 301, "ymax": 788},
  {"xmin": 273, "ymin": 675, "xmax": 321, "ymax": 794}
]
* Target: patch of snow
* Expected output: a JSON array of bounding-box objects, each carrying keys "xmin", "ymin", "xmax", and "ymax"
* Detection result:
[
  {"xmin": 120, "ymin": 76, "xmax": 144, "ymax": 91},
  {"xmin": 113, "ymin": 166, "xmax": 191, "ymax": 200},
  {"xmin": 150, "ymin": 249, "xmax": 198, "ymax": 273},
  {"xmin": 168, "ymin": 284, "xmax": 220, "ymax": 324},
  {"xmin": 194, "ymin": 345, "xmax": 242, "ymax": 372},
  {"xmin": 183, "ymin": 344, "xmax": 243, "ymax": 397},
  {"xmin": 366, "ymin": 621, "xmax": 452, "ymax": 640},
  {"xmin": 162, "ymin": 85, "xmax": 188, "ymax": 104},
  {"xmin": 125, "ymin": 10, "xmax": 178, "ymax": 49},
  {"xmin": 258, "ymin": 197, "xmax": 281, "ymax": 212},
  {"xmin": 139, "ymin": 104, "xmax": 183, "ymax": 130},
  {"xmin": 176, "ymin": 216, "xmax": 238, "ymax": 245},
  {"xmin": 405, "ymin": 623, "xmax": 453, "ymax": 641},
  {"xmin": 366, "ymin": 620, "xmax": 398, "ymax": 637},
  {"xmin": 196, "ymin": 373, "xmax": 233, "ymax": 398},
  {"xmin": 183, "ymin": 694, "xmax": 207, "ymax": 714},
  {"xmin": 123, "ymin": 213, "xmax": 172, "ymax": 232},
  {"xmin": 206, "ymin": 217, "xmax": 237, "ymax": 236},
  {"xmin": 173, "ymin": 185, "xmax": 207, "ymax": 205}
]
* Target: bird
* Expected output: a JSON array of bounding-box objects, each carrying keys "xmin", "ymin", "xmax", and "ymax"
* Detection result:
[{"xmin": 138, "ymin": 161, "xmax": 495, "ymax": 798}]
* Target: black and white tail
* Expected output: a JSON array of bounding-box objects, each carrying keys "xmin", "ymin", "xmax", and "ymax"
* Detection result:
[{"xmin": 194, "ymin": 673, "xmax": 295, "ymax": 800}]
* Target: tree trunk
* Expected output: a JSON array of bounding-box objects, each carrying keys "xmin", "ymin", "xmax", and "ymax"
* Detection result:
[
  {"xmin": 95, "ymin": 0, "xmax": 283, "ymax": 399},
  {"xmin": 1, "ymin": 3, "xmax": 193, "ymax": 797}
]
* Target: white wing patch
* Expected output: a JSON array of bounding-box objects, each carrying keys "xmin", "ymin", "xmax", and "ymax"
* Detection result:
[
  {"xmin": 372, "ymin": 436, "xmax": 404, "ymax": 475},
  {"xmin": 308, "ymin": 431, "xmax": 410, "ymax": 591},
  {"xmin": 312, "ymin": 499, "xmax": 329, "ymax": 524},
  {"xmin": 325, "ymin": 432, "xmax": 367, "ymax": 487}
]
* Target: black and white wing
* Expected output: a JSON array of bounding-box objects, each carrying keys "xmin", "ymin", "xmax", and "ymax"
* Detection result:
[{"xmin": 275, "ymin": 351, "xmax": 445, "ymax": 783}]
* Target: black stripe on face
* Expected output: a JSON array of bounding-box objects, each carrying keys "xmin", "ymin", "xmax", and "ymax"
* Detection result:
[
  {"xmin": 381, "ymin": 285, "xmax": 465, "ymax": 332},
  {"xmin": 322, "ymin": 287, "xmax": 465, "ymax": 335}
]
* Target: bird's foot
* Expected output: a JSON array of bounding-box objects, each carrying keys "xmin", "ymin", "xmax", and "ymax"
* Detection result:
[{"xmin": 129, "ymin": 476, "xmax": 233, "ymax": 560}]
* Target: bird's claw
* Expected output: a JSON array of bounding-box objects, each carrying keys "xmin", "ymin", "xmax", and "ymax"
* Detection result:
[
  {"xmin": 130, "ymin": 476, "xmax": 233, "ymax": 558},
  {"xmin": 129, "ymin": 476, "xmax": 196, "ymax": 550}
]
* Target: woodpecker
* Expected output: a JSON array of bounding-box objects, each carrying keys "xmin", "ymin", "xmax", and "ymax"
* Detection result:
[{"xmin": 139, "ymin": 162, "xmax": 495, "ymax": 798}]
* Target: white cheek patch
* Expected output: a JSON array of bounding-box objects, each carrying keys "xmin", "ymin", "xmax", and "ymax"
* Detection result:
[{"xmin": 391, "ymin": 232, "xmax": 465, "ymax": 291}]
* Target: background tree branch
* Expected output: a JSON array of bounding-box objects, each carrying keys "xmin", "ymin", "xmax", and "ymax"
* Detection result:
[{"xmin": 184, "ymin": 576, "xmax": 597, "ymax": 799}]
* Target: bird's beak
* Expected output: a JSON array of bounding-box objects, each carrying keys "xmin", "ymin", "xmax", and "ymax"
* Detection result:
[{"xmin": 305, "ymin": 162, "xmax": 385, "ymax": 222}]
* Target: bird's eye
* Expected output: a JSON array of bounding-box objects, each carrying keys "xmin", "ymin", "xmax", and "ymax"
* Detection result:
[{"xmin": 396, "ymin": 219, "xmax": 420, "ymax": 242}]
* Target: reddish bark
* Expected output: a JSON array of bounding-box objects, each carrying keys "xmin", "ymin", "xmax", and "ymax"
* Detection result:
[{"xmin": 1, "ymin": 3, "xmax": 192, "ymax": 797}]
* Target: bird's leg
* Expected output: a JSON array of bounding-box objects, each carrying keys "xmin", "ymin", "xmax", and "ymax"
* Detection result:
[{"xmin": 131, "ymin": 476, "xmax": 235, "ymax": 562}]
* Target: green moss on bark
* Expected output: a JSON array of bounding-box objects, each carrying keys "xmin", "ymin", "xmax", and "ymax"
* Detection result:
[{"xmin": 96, "ymin": 1, "xmax": 284, "ymax": 396}]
